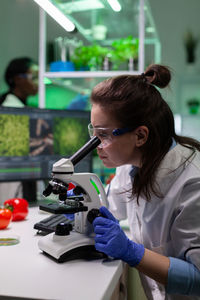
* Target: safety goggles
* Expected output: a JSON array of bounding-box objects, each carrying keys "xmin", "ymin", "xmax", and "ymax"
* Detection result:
[
  {"xmin": 18, "ymin": 73, "xmax": 38, "ymax": 81},
  {"xmin": 88, "ymin": 123, "xmax": 133, "ymax": 148}
]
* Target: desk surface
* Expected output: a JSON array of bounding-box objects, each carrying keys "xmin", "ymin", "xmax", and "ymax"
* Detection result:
[{"xmin": 0, "ymin": 207, "xmax": 123, "ymax": 300}]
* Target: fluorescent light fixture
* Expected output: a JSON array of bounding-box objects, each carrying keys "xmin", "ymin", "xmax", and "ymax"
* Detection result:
[
  {"xmin": 107, "ymin": 0, "xmax": 121, "ymax": 12},
  {"xmin": 59, "ymin": 0, "xmax": 104, "ymax": 13},
  {"xmin": 33, "ymin": 0, "xmax": 75, "ymax": 32}
]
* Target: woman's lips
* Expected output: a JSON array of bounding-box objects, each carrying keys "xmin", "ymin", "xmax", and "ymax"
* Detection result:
[
  {"xmin": 98, "ymin": 155, "xmax": 107, "ymax": 160},
  {"xmin": 97, "ymin": 150, "xmax": 107, "ymax": 160}
]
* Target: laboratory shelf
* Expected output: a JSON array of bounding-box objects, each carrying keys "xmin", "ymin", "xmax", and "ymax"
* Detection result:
[
  {"xmin": 44, "ymin": 70, "xmax": 140, "ymax": 78},
  {"xmin": 36, "ymin": 0, "xmax": 161, "ymax": 108}
]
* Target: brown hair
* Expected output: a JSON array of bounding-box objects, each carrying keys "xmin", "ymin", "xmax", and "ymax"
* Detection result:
[{"xmin": 91, "ymin": 64, "xmax": 200, "ymax": 201}]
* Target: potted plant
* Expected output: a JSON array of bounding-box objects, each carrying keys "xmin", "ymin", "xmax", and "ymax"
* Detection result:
[
  {"xmin": 71, "ymin": 45, "xmax": 91, "ymax": 70},
  {"xmin": 71, "ymin": 44, "xmax": 110, "ymax": 71},
  {"xmin": 87, "ymin": 44, "xmax": 110, "ymax": 70},
  {"xmin": 187, "ymin": 98, "xmax": 200, "ymax": 114},
  {"xmin": 183, "ymin": 31, "xmax": 198, "ymax": 64},
  {"xmin": 110, "ymin": 36, "xmax": 139, "ymax": 70}
]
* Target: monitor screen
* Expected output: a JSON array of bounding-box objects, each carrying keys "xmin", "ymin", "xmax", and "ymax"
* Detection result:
[{"xmin": 0, "ymin": 107, "xmax": 91, "ymax": 182}]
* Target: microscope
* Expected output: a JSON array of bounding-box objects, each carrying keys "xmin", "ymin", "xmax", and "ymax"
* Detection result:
[{"xmin": 38, "ymin": 136, "xmax": 108, "ymax": 262}]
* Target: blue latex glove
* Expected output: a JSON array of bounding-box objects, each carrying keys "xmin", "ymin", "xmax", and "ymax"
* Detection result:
[
  {"xmin": 98, "ymin": 206, "xmax": 119, "ymax": 223},
  {"xmin": 93, "ymin": 206, "xmax": 145, "ymax": 267}
]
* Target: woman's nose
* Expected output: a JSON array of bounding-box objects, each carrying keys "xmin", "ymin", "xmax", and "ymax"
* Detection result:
[{"xmin": 97, "ymin": 143, "xmax": 103, "ymax": 150}]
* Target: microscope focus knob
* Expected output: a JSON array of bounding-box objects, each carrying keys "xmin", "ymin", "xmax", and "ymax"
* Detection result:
[
  {"xmin": 87, "ymin": 209, "xmax": 102, "ymax": 224},
  {"xmin": 55, "ymin": 223, "xmax": 72, "ymax": 236}
]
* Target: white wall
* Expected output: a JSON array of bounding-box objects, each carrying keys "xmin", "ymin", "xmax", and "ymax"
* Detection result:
[
  {"xmin": 149, "ymin": 0, "xmax": 200, "ymax": 112},
  {"xmin": 0, "ymin": 0, "xmax": 39, "ymax": 92},
  {"xmin": 150, "ymin": 0, "xmax": 200, "ymax": 71}
]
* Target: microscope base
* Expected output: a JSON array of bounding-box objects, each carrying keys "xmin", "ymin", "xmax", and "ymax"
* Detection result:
[{"xmin": 38, "ymin": 231, "xmax": 106, "ymax": 263}]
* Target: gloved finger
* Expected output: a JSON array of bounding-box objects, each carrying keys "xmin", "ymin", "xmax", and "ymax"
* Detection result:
[
  {"xmin": 95, "ymin": 242, "xmax": 108, "ymax": 254},
  {"xmin": 95, "ymin": 234, "xmax": 108, "ymax": 244},
  {"xmin": 95, "ymin": 227, "xmax": 119, "ymax": 242},
  {"xmin": 94, "ymin": 225, "xmax": 109, "ymax": 234},
  {"xmin": 99, "ymin": 206, "xmax": 118, "ymax": 223},
  {"xmin": 93, "ymin": 216, "xmax": 114, "ymax": 227},
  {"xmin": 95, "ymin": 231, "xmax": 117, "ymax": 244}
]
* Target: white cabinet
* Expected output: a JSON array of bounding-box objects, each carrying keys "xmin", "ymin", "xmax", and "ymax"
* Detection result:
[{"xmin": 36, "ymin": 0, "xmax": 161, "ymax": 108}]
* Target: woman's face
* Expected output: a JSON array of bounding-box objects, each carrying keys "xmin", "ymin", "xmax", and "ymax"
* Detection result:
[
  {"xmin": 16, "ymin": 64, "xmax": 38, "ymax": 96},
  {"xmin": 91, "ymin": 104, "xmax": 142, "ymax": 168}
]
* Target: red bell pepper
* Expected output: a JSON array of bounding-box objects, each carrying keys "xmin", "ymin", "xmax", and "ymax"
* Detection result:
[
  {"xmin": 4, "ymin": 198, "xmax": 29, "ymax": 221},
  {"xmin": 0, "ymin": 208, "xmax": 12, "ymax": 229}
]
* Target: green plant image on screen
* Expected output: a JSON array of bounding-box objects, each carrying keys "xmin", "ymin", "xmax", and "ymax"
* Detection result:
[
  {"xmin": 0, "ymin": 114, "xmax": 29, "ymax": 156},
  {"xmin": 53, "ymin": 117, "xmax": 89, "ymax": 156}
]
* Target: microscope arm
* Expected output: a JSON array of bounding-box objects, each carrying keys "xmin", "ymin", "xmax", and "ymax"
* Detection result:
[{"xmin": 37, "ymin": 137, "xmax": 111, "ymax": 262}]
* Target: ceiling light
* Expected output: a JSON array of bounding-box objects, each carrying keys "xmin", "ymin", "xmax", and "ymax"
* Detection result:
[
  {"xmin": 33, "ymin": 0, "xmax": 75, "ymax": 32},
  {"xmin": 59, "ymin": 0, "xmax": 104, "ymax": 13},
  {"xmin": 107, "ymin": 0, "xmax": 121, "ymax": 12}
]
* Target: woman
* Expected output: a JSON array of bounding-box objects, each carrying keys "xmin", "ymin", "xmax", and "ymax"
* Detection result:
[
  {"xmin": 0, "ymin": 57, "xmax": 38, "ymax": 107},
  {"xmin": 89, "ymin": 64, "xmax": 200, "ymax": 299}
]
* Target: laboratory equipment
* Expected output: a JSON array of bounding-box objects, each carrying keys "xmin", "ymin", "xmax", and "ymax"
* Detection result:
[{"xmin": 38, "ymin": 136, "xmax": 108, "ymax": 262}]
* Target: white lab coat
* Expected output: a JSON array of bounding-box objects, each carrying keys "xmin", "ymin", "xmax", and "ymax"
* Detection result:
[
  {"xmin": 108, "ymin": 143, "xmax": 200, "ymax": 300},
  {"xmin": 2, "ymin": 93, "xmax": 25, "ymax": 107}
]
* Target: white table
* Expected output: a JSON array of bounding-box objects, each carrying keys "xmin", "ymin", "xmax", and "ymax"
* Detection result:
[{"xmin": 0, "ymin": 207, "xmax": 124, "ymax": 300}]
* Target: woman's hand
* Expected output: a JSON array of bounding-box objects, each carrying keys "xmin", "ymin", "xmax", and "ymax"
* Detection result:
[
  {"xmin": 93, "ymin": 206, "xmax": 145, "ymax": 267},
  {"xmin": 93, "ymin": 206, "xmax": 170, "ymax": 286}
]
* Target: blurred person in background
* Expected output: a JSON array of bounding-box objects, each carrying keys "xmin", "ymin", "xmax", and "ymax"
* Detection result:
[{"xmin": 0, "ymin": 57, "xmax": 38, "ymax": 107}]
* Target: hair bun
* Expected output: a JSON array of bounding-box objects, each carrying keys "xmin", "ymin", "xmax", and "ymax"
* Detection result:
[{"xmin": 144, "ymin": 64, "xmax": 171, "ymax": 88}]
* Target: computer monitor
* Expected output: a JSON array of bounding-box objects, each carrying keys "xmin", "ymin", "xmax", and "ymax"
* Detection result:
[{"xmin": 0, "ymin": 107, "xmax": 91, "ymax": 182}]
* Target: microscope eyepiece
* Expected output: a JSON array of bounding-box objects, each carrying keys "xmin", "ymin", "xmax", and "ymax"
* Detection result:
[{"xmin": 70, "ymin": 136, "xmax": 100, "ymax": 166}]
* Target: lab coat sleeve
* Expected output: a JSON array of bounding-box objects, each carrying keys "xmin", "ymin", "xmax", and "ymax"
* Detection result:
[
  {"xmin": 170, "ymin": 179, "xmax": 200, "ymax": 270},
  {"xmin": 107, "ymin": 165, "xmax": 131, "ymax": 221},
  {"xmin": 166, "ymin": 257, "xmax": 200, "ymax": 296}
]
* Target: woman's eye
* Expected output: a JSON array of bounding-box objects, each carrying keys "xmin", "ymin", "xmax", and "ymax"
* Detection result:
[{"xmin": 98, "ymin": 131, "xmax": 109, "ymax": 138}]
